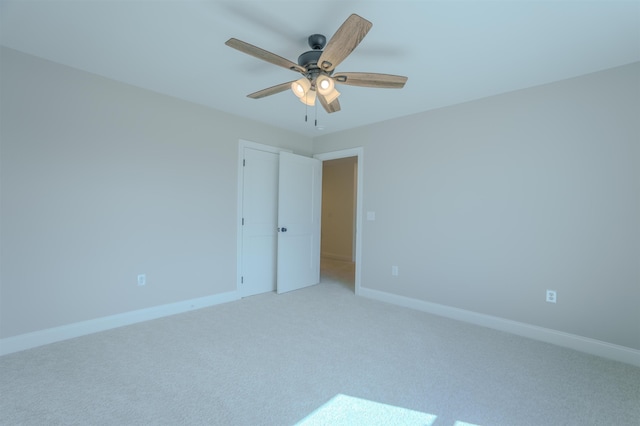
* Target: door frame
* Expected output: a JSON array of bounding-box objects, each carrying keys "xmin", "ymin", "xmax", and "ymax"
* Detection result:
[
  {"xmin": 237, "ymin": 141, "xmax": 363, "ymax": 296},
  {"xmin": 236, "ymin": 139, "xmax": 291, "ymax": 293},
  {"xmin": 314, "ymin": 147, "xmax": 364, "ymax": 295}
]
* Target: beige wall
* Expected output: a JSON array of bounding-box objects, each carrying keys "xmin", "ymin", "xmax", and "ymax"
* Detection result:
[
  {"xmin": 0, "ymin": 47, "xmax": 312, "ymax": 338},
  {"xmin": 321, "ymin": 157, "xmax": 357, "ymax": 261},
  {"xmin": 314, "ymin": 62, "xmax": 640, "ymax": 350}
]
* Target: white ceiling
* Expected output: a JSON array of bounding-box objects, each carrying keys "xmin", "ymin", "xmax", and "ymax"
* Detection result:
[{"xmin": 2, "ymin": 1, "xmax": 639, "ymax": 137}]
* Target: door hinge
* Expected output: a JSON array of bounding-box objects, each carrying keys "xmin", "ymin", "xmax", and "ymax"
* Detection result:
[
  {"xmin": 242, "ymin": 217, "xmax": 245, "ymax": 225},
  {"xmin": 243, "ymin": 159, "xmax": 246, "ymax": 167},
  {"xmin": 241, "ymin": 276, "xmax": 244, "ymax": 284}
]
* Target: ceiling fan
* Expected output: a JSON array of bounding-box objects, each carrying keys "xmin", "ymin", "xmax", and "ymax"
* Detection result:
[{"xmin": 225, "ymin": 14, "xmax": 408, "ymax": 114}]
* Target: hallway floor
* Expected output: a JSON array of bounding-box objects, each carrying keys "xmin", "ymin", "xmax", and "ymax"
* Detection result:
[{"xmin": 320, "ymin": 257, "xmax": 355, "ymax": 291}]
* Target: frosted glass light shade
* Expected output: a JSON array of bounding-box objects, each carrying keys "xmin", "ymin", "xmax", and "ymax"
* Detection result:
[
  {"xmin": 299, "ymin": 89, "xmax": 316, "ymax": 106},
  {"xmin": 291, "ymin": 78, "xmax": 311, "ymax": 99},
  {"xmin": 316, "ymin": 75, "xmax": 335, "ymax": 95},
  {"xmin": 323, "ymin": 88, "xmax": 340, "ymax": 104}
]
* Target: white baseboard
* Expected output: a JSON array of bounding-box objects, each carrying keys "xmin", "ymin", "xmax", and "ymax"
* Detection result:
[
  {"xmin": 0, "ymin": 290, "xmax": 240, "ymax": 357},
  {"xmin": 358, "ymin": 287, "xmax": 640, "ymax": 368}
]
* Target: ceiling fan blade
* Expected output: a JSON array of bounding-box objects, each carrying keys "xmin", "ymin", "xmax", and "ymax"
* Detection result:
[
  {"xmin": 318, "ymin": 93, "xmax": 341, "ymax": 114},
  {"xmin": 333, "ymin": 72, "xmax": 408, "ymax": 88},
  {"xmin": 226, "ymin": 38, "xmax": 306, "ymax": 74},
  {"xmin": 247, "ymin": 81, "xmax": 295, "ymax": 99},
  {"xmin": 318, "ymin": 14, "xmax": 372, "ymax": 72}
]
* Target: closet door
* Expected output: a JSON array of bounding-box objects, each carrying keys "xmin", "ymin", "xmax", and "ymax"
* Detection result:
[{"xmin": 240, "ymin": 147, "xmax": 279, "ymax": 297}]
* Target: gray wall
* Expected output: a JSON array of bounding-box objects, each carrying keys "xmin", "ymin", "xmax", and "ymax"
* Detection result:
[
  {"xmin": 314, "ymin": 62, "xmax": 640, "ymax": 350},
  {"xmin": 2, "ymin": 46, "xmax": 638, "ymax": 353},
  {"xmin": 0, "ymin": 47, "xmax": 312, "ymax": 338}
]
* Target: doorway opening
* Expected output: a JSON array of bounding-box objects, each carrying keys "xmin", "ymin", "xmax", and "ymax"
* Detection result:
[
  {"xmin": 320, "ymin": 157, "xmax": 357, "ymax": 291},
  {"xmin": 315, "ymin": 148, "xmax": 364, "ymax": 295}
]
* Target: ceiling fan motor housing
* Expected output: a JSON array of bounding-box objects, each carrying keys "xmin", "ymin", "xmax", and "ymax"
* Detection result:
[
  {"xmin": 297, "ymin": 50, "xmax": 322, "ymax": 68},
  {"xmin": 298, "ymin": 34, "xmax": 328, "ymax": 69},
  {"xmin": 308, "ymin": 34, "xmax": 326, "ymax": 50}
]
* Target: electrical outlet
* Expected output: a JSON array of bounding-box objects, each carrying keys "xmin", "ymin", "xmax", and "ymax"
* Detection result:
[
  {"xmin": 391, "ymin": 265, "xmax": 399, "ymax": 276},
  {"xmin": 546, "ymin": 290, "xmax": 556, "ymax": 303},
  {"xmin": 137, "ymin": 274, "xmax": 146, "ymax": 286}
]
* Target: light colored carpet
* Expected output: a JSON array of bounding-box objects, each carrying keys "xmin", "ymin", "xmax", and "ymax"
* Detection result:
[{"xmin": 1, "ymin": 275, "xmax": 639, "ymax": 425}]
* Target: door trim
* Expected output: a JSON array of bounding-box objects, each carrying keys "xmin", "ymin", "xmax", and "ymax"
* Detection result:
[{"xmin": 314, "ymin": 147, "xmax": 364, "ymax": 295}]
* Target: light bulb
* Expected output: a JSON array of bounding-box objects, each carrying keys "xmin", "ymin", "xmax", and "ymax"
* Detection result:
[{"xmin": 316, "ymin": 75, "xmax": 335, "ymax": 96}]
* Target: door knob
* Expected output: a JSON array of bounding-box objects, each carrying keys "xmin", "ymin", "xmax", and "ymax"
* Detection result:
[{"xmin": 279, "ymin": 227, "xmax": 287, "ymax": 232}]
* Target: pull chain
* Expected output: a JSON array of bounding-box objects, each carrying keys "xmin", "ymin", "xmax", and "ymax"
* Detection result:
[{"xmin": 315, "ymin": 102, "xmax": 318, "ymax": 127}]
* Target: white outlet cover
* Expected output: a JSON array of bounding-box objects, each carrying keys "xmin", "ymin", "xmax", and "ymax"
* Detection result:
[
  {"xmin": 137, "ymin": 274, "xmax": 146, "ymax": 286},
  {"xmin": 546, "ymin": 290, "xmax": 556, "ymax": 303},
  {"xmin": 367, "ymin": 211, "xmax": 376, "ymax": 221}
]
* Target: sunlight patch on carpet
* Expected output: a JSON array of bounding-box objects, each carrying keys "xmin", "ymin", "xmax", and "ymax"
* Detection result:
[{"xmin": 296, "ymin": 394, "xmax": 438, "ymax": 426}]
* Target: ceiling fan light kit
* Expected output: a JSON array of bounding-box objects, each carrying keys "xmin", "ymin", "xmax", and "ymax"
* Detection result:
[
  {"xmin": 225, "ymin": 14, "xmax": 408, "ymax": 115},
  {"xmin": 291, "ymin": 74, "xmax": 341, "ymax": 106}
]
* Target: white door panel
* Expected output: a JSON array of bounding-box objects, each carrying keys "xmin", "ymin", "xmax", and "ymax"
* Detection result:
[
  {"xmin": 240, "ymin": 148, "xmax": 278, "ymax": 297},
  {"xmin": 277, "ymin": 152, "xmax": 322, "ymax": 294}
]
